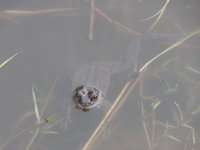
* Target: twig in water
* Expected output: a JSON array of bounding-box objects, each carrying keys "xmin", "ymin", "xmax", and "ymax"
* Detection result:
[
  {"xmin": 85, "ymin": 0, "xmax": 141, "ymax": 36},
  {"xmin": 88, "ymin": 0, "xmax": 95, "ymax": 40}
]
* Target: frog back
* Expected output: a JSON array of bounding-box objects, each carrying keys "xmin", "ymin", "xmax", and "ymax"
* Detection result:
[{"xmin": 72, "ymin": 62, "xmax": 111, "ymax": 96}]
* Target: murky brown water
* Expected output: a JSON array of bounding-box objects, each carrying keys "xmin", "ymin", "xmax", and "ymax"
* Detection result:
[{"xmin": 0, "ymin": 0, "xmax": 199, "ymax": 150}]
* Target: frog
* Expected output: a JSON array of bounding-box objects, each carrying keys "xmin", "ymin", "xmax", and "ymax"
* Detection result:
[
  {"xmin": 71, "ymin": 38, "xmax": 141, "ymax": 112},
  {"xmin": 61, "ymin": 33, "xmax": 185, "ymax": 131},
  {"xmin": 72, "ymin": 63, "xmax": 112, "ymax": 112}
]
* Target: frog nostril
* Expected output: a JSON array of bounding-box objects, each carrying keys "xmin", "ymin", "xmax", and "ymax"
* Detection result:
[{"xmin": 81, "ymin": 90, "xmax": 85, "ymax": 95}]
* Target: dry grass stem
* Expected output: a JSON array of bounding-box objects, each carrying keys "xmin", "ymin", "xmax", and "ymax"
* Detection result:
[
  {"xmin": 88, "ymin": 0, "xmax": 95, "ymax": 40},
  {"xmin": 0, "ymin": 51, "xmax": 21, "ymax": 69},
  {"xmin": 81, "ymin": 30, "xmax": 200, "ymax": 150}
]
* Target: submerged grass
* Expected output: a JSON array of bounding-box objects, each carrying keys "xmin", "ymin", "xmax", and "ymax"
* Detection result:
[
  {"xmin": 26, "ymin": 87, "xmax": 59, "ymax": 150},
  {"xmin": 1, "ymin": 31, "xmax": 199, "ymax": 150},
  {"xmin": 81, "ymin": 30, "xmax": 200, "ymax": 150},
  {"xmin": 1, "ymin": 4, "xmax": 199, "ymax": 150},
  {"xmin": 140, "ymin": 0, "xmax": 170, "ymax": 32},
  {"xmin": 32, "ymin": 87, "xmax": 41, "ymax": 123},
  {"xmin": 0, "ymin": 84, "xmax": 57, "ymax": 150},
  {"xmin": 25, "ymin": 87, "xmax": 42, "ymax": 150},
  {"xmin": 0, "ymin": 51, "xmax": 23, "ymax": 150}
]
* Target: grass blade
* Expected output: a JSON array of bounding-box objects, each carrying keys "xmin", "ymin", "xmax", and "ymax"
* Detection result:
[
  {"xmin": 32, "ymin": 86, "xmax": 41, "ymax": 124},
  {"xmin": 0, "ymin": 51, "xmax": 21, "ymax": 69}
]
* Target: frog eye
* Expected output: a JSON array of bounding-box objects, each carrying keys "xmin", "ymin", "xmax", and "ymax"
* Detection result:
[
  {"xmin": 88, "ymin": 89, "xmax": 99, "ymax": 101},
  {"xmin": 90, "ymin": 97, "xmax": 96, "ymax": 103},
  {"xmin": 73, "ymin": 91, "xmax": 82, "ymax": 104}
]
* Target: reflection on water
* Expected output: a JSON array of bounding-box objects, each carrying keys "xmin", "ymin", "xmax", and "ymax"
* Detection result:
[{"xmin": 0, "ymin": 0, "xmax": 199, "ymax": 150}]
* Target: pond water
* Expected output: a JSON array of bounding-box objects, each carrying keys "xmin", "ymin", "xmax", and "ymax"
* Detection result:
[{"xmin": 0, "ymin": 0, "xmax": 199, "ymax": 150}]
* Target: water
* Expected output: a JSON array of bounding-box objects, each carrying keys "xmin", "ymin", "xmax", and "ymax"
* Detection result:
[{"xmin": 0, "ymin": 1, "xmax": 199, "ymax": 150}]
